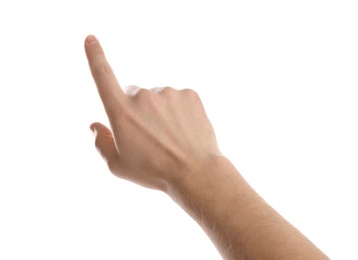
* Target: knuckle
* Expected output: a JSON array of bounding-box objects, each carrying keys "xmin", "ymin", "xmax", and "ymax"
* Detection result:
[
  {"xmin": 133, "ymin": 88, "xmax": 160, "ymax": 106},
  {"xmin": 136, "ymin": 88, "xmax": 150, "ymax": 95},
  {"xmin": 161, "ymin": 86, "xmax": 176, "ymax": 95},
  {"xmin": 181, "ymin": 88, "xmax": 200, "ymax": 100},
  {"xmin": 135, "ymin": 88, "xmax": 153, "ymax": 100},
  {"xmin": 161, "ymin": 86, "xmax": 173, "ymax": 91},
  {"xmin": 92, "ymin": 63, "xmax": 113, "ymax": 78}
]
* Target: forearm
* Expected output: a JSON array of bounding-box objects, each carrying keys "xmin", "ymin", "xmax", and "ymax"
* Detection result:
[{"xmin": 166, "ymin": 155, "xmax": 328, "ymax": 260}]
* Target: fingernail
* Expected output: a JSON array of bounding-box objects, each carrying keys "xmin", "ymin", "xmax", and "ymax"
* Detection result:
[{"xmin": 86, "ymin": 35, "xmax": 99, "ymax": 45}]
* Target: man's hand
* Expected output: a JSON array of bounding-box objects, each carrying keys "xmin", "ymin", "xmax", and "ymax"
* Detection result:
[
  {"xmin": 85, "ymin": 35, "xmax": 221, "ymax": 191},
  {"xmin": 85, "ymin": 35, "xmax": 328, "ymax": 260}
]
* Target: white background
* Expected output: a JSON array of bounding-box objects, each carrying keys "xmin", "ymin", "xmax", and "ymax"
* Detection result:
[{"xmin": 0, "ymin": 1, "xmax": 357, "ymax": 259}]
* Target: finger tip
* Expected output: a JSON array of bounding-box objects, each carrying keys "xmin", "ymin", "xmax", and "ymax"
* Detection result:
[{"xmin": 85, "ymin": 35, "xmax": 99, "ymax": 46}]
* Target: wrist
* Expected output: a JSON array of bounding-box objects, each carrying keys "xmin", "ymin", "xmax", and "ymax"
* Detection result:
[
  {"xmin": 165, "ymin": 154, "xmax": 244, "ymax": 220},
  {"xmin": 164, "ymin": 154, "xmax": 230, "ymax": 193}
]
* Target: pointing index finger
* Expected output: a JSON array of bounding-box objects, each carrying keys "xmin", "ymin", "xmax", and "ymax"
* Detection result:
[{"xmin": 85, "ymin": 35, "xmax": 125, "ymax": 114}]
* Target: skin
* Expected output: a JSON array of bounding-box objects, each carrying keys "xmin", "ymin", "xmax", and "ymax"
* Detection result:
[{"xmin": 85, "ymin": 35, "xmax": 329, "ymax": 260}]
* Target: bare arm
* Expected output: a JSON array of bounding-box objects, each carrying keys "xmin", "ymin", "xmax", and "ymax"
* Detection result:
[
  {"xmin": 84, "ymin": 35, "xmax": 328, "ymax": 260},
  {"xmin": 168, "ymin": 156, "xmax": 328, "ymax": 259}
]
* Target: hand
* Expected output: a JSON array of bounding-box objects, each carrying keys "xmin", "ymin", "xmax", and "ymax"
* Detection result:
[
  {"xmin": 85, "ymin": 35, "xmax": 329, "ymax": 260},
  {"xmin": 85, "ymin": 35, "xmax": 221, "ymax": 191}
]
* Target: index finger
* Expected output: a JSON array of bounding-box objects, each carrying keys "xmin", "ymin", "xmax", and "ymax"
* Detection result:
[{"xmin": 85, "ymin": 35, "xmax": 125, "ymax": 115}]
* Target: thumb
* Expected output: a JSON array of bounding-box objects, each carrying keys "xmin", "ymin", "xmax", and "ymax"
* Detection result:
[{"xmin": 90, "ymin": 122, "xmax": 121, "ymax": 173}]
